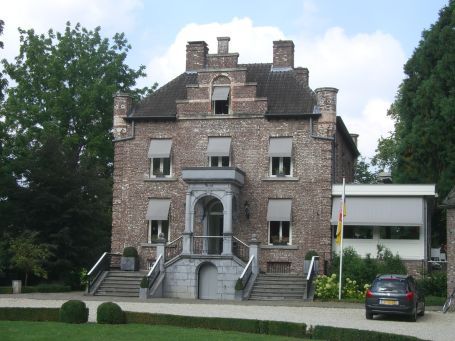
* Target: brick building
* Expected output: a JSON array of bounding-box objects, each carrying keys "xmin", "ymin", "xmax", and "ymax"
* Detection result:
[{"xmin": 109, "ymin": 37, "xmax": 359, "ymax": 299}]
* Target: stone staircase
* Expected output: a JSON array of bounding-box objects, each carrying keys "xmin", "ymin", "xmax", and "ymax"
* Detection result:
[
  {"xmin": 249, "ymin": 273, "xmax": 307, "ymax": 301},
  {"xmin": 94, "ymin": 270, "xmax": 146, "ymax": 297}
]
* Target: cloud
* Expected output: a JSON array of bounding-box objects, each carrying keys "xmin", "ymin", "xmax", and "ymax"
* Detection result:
[
  {"xmin": 1, "ymin": 0, "xmax": 143, "ymax": 63},
  {"xmin": 146, "ymin": 19, "xmax": 404, "ymax": 158}
]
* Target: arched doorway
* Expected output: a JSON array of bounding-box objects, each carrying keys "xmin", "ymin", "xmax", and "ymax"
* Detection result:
[
  {"xmin": 198, "ymin": 262, "xmax": 218, "ymax": 299},
  {"xmin": 207, "ymin": 199, "xmax": 223, "ymax": 254}
]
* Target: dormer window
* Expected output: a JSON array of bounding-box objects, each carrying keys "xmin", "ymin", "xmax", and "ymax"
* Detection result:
[{"xmin": 212, "ymin": 86, "xmax": 230, "ymax": 115}]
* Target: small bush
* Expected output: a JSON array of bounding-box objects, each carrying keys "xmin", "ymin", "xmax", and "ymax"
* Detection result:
[
  {"xmin": 343, "ymin": 278, "xmax": 367, "ymax": 300},
  {"xmin": 59, "ymin": 300, "xmax": 88, "ymax": 324},
  {"xmin": 97, "ymin": 302, "xmax": 125, "ymax": 324},
  {"xmin": 312, "ymin": 325, "xmax": 422, "ymax": 340},
  {"xmin": 315, "ymin": 274, "xmax": 338, "ymax": 299},
  {"xmin": 417, "ymin": 271, "xmax": 446, "ymax": 297},
  {"xmin": 305, "ymin": 250, "xmax": 319, "ymax": 260},
  {"xmin": 140, "ymin": 276, "xmax": 148, "ymax": 289},
  {"xmin": 122, "ymin": 247, "xmax": 138, "ymax": 258},
  {"xmin": 235, "ymin": 278, "xmax": 244, "ymax": 291},
  {"xmin": 0, "ymin": 307, "xmax": 59, "ymax": 321}
]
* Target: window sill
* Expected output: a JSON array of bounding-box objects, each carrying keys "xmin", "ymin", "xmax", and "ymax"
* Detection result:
[
  {"xmin": 261, "ymin": 245, "xmax": 299, "ymax": 250},
  {"xmin": 144, "ymin": 177, "xmax": 178, "ymax": 182},
  {"xmin": 262, "ymin": 176, "xmax": 299, "ymax": 181},
  {"xmin": 140, "ymin": 242, "xmax": 168, "ymax": 247}
]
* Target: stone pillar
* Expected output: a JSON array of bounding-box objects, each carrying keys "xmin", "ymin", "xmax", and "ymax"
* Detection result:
[
  {"xmin": 222, "ymin": 191, "xmax": 233, "ymax": 255},
  {"xmin": 112, "ymin": 92, "xmax": 132, "ymax": 139},
  {"xmin": 182, "ymin": 191, "xmax": 193, "ymax": 254},
  {"xmin": 249, "ymin": 234, "xmax": 261, "ymax": 274},
  {"xmin": 155, "ymin": 236, "xmax": 166, "ymax": 272}
]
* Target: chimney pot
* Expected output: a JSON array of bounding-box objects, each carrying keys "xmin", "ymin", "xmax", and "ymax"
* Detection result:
[{"xmin": 294, "ymin": 67, "xmax": 309, "ymax": 87}]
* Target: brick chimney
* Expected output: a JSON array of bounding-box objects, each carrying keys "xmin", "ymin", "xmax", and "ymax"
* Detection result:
[
  {"xmin": 273, "ymin": 40, "xmax": 294, "ymax": 69},
  {"xmin": 217, "ymin": 37, "xmax": 230, "ymax": 54},
  {"xmin": 112, "ymin": 92, "xmax": 132, "ymax": 139},
  {"xmin": 315, "ymin": 87, "xmax": 338, "ymax": 123},
  {"xmin": 186, "ymin": 41, "xmax": 208, "ymax": 71},
  {"xmin": 294, "ymin": 67, "xmax": 309, "ymax": 87}
]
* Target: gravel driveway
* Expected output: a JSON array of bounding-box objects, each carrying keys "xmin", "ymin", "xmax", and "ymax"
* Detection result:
[{"xmin": 1, "ymin": 293, "xmax": 454, "ymax": 341}]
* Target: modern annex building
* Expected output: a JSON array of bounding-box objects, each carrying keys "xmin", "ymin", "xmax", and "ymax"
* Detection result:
[{"xmin": 92, "ymin": 37, "xmax": 435, "ymax": 300}]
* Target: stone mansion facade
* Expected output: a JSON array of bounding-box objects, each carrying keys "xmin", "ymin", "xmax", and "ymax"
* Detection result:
[{"xmin": 109, "ymin": 37, "xmax": 359, "ymax": 298}]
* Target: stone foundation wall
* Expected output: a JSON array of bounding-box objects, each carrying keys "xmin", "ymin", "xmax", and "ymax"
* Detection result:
[{"xmin": 163, "ymin": 256, "xmax": 244, "ymax": 299}]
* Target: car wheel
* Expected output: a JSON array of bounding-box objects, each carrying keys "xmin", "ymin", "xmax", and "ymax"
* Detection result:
[
  {"xmin": 409, "ymin": 307, "xmax": 417, "ymax": 322},
  {"xmin": 418, "ymin": 303, "xmax": 425, "ymax": 317},
  {"xmin": 365, "ymin": 309, "xmax": 373, "ymax": 320}
]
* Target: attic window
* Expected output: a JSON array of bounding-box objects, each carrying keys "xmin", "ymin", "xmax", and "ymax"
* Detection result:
[{"xmin": 212, "ymin": 86, "xmax": 230, "ymax": 115}]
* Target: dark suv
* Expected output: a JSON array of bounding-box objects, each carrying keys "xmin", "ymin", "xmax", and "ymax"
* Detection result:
[{"xmin": 365, "ymin": 274, "xmax": 425, "ymax": 322}]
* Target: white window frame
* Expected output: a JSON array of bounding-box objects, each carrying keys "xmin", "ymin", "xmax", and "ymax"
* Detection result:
[
  {"xmin": 268, "ymin": 221, "xmax": 292, "ymax": 245},
  {"xmin": 148, "ymin": 220, "xmax": 169, "ymax": 243},
  {"xmin": 150, "ymin": 157, "xmax": 172, "ymax": 178},
  {"xmin": 269, "ymin": 156, "xmax": 293, "ymax": 177},
  {"xmin": 209, "ymin": 156, "xmax": 230, "ymax": 167}
]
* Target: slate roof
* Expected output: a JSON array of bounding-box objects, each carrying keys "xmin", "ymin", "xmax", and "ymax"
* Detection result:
[{"xmin": 128, "ymin": 63, "xmax": 317, "ymax": 119}]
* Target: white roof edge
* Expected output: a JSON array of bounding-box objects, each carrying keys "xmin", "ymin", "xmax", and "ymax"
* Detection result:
[{"xmin": 332, "ymin": 184, "xmax": 436, "ymax": 197}]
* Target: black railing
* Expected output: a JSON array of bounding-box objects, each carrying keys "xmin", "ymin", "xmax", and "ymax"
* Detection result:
[
  {"xmin": 232, "ymin": 237, "xmax": 249, "ymax": 263},
  {"xmin": 165, "ymin": 236, "xmax": 183, "ymax": 262},
  {"xmin": 193, "ymin": 236, "xmax": 223, "ymax": 255},
  {"xmin": 87, "ymin": 252, "xmax": 121, "ymax": 293},
  {"xmin": 305, "ymin": 256, "xmax": 319, "ymax": 300}
]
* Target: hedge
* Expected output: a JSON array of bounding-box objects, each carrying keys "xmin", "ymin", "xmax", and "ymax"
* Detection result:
[
  {"xmin": 97, "ymin": 302, "xmax": 125, "ymax": 324},
  {"xmin": 0, "ymin": 284, "xmax": 71, "ymax": 294},
  {"xmin": 125, "ymin": 312, "xmax": 307, "ymax": 338},
  {"xmin": 312, "ymin": 325, "xmax": 423, "ymax": 341},
  {"xmin": 0, "ymin": 307, "xmax": 60, "ymax": 321}
]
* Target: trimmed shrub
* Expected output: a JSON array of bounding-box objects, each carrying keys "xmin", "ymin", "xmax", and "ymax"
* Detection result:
[
  {"xmin": 59, "ymin": 300, "xmax": 88, "ymax": 324},
  {"xmin": 124, "ymin": 312, "xmax": 307, "ymax": 337},
  {"xmin": 312, "ymin": 325, "xmax": 422, "ymax": 340},
  {"xmin": 122, "ymin": 247, "xmax": 138, "ymax": 258},
  {"xmin": 0, "ymin": 307, "xmax": 59, "ymax": 321},
  {"xmin": 0, "ymin": 287, "xmax": 13, "ymax": 294},
  {"xmin": 22, "ymin": 284, "xmax": 72, "ymax": 293},
  {"xmin": 305, "ymin": 250, "xmax": 319, "ymax": 260},
  {"xmin": 97, "ymin": 302, "xmax": 125, "ymax": 324},
  {"xmin": 234, "ymin": 278, "xmax": 244, "ymax": 291},
  {"xmin": 140, "ymin": 276, "xmax": 148, "ymax": 289}
]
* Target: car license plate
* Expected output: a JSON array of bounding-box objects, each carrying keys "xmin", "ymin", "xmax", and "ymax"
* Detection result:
[{"xmin": 379, "ymin": 299, "xmax": 398, "ymax": 305}]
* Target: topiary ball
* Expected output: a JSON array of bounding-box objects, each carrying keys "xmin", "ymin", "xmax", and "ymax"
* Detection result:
[
  {"xmin": 97, "ymin": 302, "xmax": 125, "ymax": 324},
  {"xmin": 59, "ymin": 300, "xmax": 88, "ymax": 324}
]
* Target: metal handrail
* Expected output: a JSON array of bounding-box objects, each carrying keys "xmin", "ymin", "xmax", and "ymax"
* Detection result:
[
  {"xmin": 147, "ymin": 254, "xmax": 163, "ymax": 290},
  {"xmin": 167, "ymin": 235, "xmax": 183, "ymax": 245},
  {"xmin": 240, "ymin": 255, "xmax": 255, "ymax": 287},
  {"xmin": 306, "ymin": 255, "xmax": 319, "ymax": 281},
  {"xmin": 233, "ymin": 236, "xmax": 248, "ymax": 247},
  {"xmin": 88, "ymin": 252, "xmax": 108, "ymax": 276},
  {"xmin": 165, "ymin": 236, "xmax": 183, "ymax": 261}
]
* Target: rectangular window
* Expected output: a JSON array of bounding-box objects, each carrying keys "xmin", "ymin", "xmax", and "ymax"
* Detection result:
[
  {"xmin": 148, "ymin": 139, "xmax": 172, "ymax": 178},
  {"xmin": 268, "ymin": 137, "xmax": 293, "ymax": 177},
  {"xmin": 269, "ymin": 221, "xmax": 291, "ymax": 245},
  {"xmin": 379, "ymin": 226, "xmax": 420, "ymax": 240},
  {"xmin": 212, "ymin": 86, "xmax": 230, "ymax": 115},
  {"xmin": 148, "ymin": 220, "xmax": 169, "ymax": 242},
  {"xmin": 209, "ymin": 156, "xmax": 230, "ymax": 167},
  {"xmin": 344, "ymin": 226, "xmax": 373, "ymax": 239},
  {"xmin": 151, "ymin": 157, "xmax": 171, "ymax": 177},
  {"xmin": 270, "ymin": 157, "xmax": 292, "ymax": 176}
]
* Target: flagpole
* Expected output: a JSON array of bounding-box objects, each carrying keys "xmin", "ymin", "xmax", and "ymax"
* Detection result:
[{"xmin": 338, "ymin": 177, "xmax": 345, "ymax": 300}]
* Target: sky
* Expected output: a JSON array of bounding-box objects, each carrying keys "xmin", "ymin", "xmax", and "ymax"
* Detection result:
[{"xmin": 0, "ymin": 0, "xmax": 449, "ymax": 159}]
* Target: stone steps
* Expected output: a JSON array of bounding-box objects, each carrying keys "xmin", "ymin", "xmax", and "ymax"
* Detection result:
[
  {"xmin": 249, "ymin": 273, "xmax": 307, "ymax": 301},
  {"xmin": 94, "ymin": 271, "xmax": 146, "ymax": 297}
]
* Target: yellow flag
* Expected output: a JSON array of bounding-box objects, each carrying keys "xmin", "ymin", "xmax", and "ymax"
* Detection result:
[{"xmin": 335, "ymin": 189, "xmax": 346, "ymax": 245}]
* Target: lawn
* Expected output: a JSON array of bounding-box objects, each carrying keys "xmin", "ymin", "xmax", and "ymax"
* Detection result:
[{"xmin": 0, "ymin": 321, "xmax": 301, "ymax": 341}]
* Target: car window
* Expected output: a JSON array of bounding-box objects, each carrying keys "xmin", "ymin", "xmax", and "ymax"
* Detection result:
[{"xmin": 372, "ymin": 279, "xmax": 407, "ymax": 293}]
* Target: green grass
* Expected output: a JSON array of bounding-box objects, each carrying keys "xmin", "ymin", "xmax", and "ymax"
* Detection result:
[{"xmin": 0, "ymin": 321, "xmax": 302, "ymax": 341}]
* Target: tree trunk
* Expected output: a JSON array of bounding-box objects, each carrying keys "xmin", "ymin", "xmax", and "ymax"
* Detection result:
[{"xmin": 25, "ymin": 272, "xmax": 28, "ymax": 287}]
